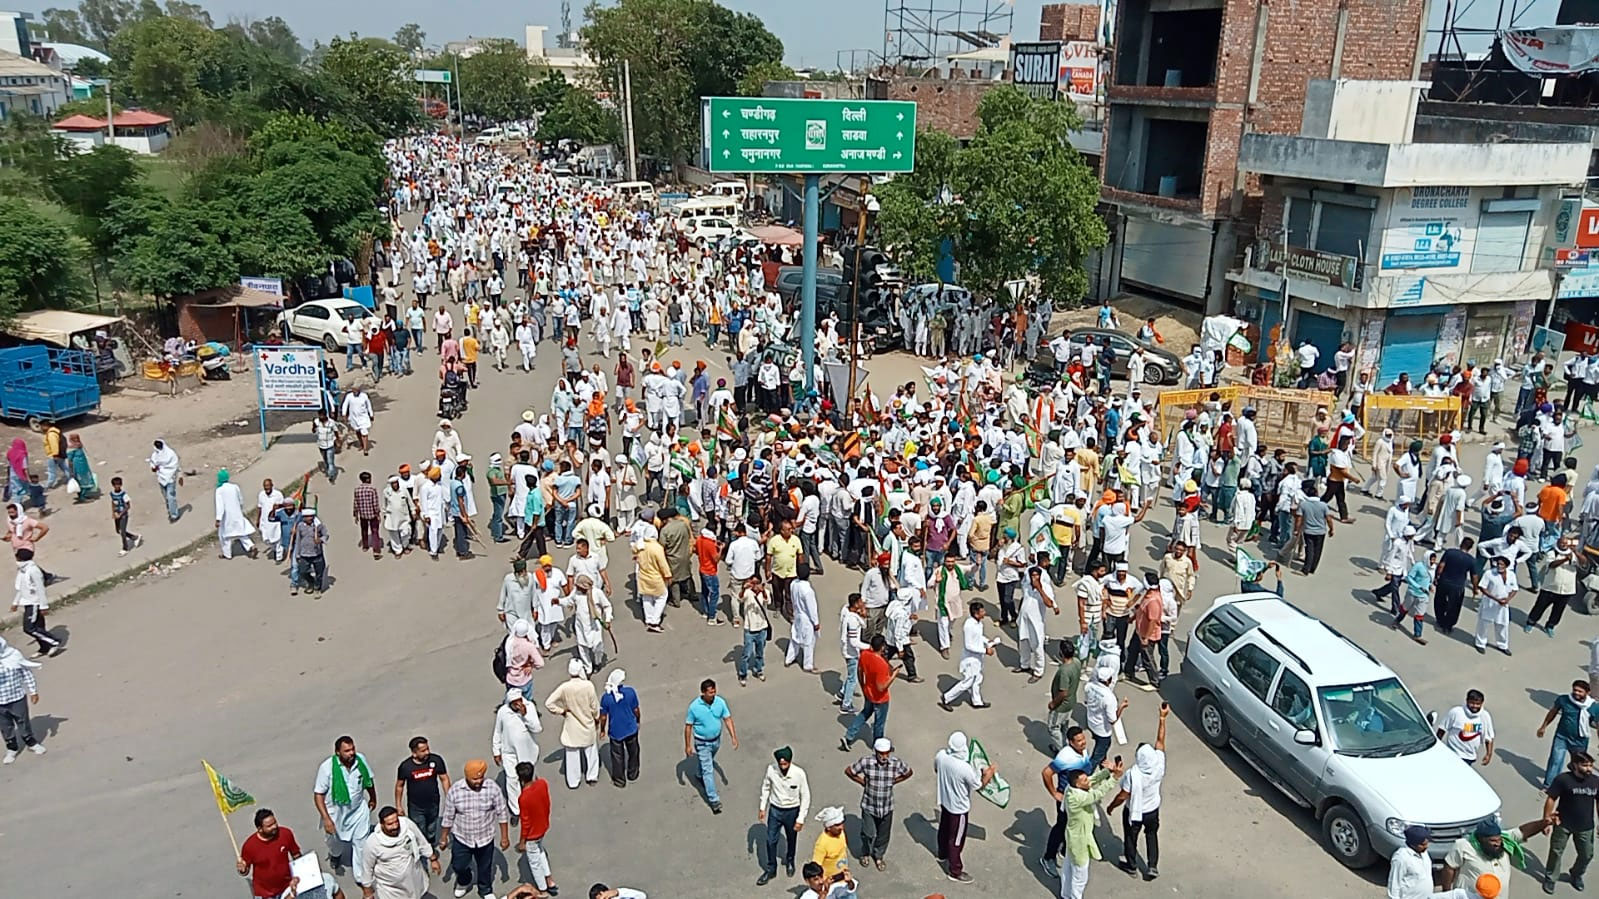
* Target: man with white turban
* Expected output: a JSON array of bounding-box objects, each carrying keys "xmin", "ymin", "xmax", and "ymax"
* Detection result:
[
  {"xmin": 562, "ymin": 573, "xmax": 613, "ymax": 676},
  {"xmin": 0, "ymin": 635, "xmax": 44, "ymax": 764},
  {"xmin": 933, "ymin": 731, "xmax": 996, "ymax": 884},
  {"xmin": 360, "ymin": 805, "xmax": 437, "ymax": 899},
  {"xmin": 492, "ymin": 689, "xmax": 542, "ymax": 808},
  {"xmin": 546, "ymin": 659, "xmax": 601, "ymax": 789}
]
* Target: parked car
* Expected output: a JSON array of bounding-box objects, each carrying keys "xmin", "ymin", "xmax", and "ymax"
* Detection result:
[
  {"xmin": 1183, "ymin": 593, "xmax": 1500, "ymax": 868},
  {"xmin": 276, "ymin": 299, "xmax": 376, "ymax": 352},
  {"xmin": 773, "ymin": 266, "xmax": 848, "ymax": 308},
  {"xmin": 1064, "ymin": 327, "xmax": 1182, "ymax": 385},
  {"xmin": 682, "ymin": 216, "xmax": 741, "ymax": 244},
  {"xmin": 504, "ymin": 123, "xmax": 529, "ymax": 140},
  {"xmin": 474, "ymin": 127, "xmax": 506, "ymax": 146}
]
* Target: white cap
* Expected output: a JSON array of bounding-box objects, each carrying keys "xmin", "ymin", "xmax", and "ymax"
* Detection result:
[{"xmin": 873, "ymin": 738, "xmax": 892, "ymax": 752}]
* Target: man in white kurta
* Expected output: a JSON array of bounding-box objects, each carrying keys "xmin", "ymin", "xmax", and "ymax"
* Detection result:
[
  {"xmin": 1017, "ymin": 566, "xmax": 1056, "ymax": 679},
  {"xmin": 785, "ymin": 574, "xmax": 820, "ymax": 671},
  {"xmin": 213, "ymin": 471, "xmax": 254, "ymax": 559},
  {"xmin": 533, "ymin": 560, "xmax": 568, "ymax": 651},
  {"xmin": 361, "ymin": 808, "xmax": 437, "ymax": 899},
  {"xmin": 562, "ymin": 574, "xmax": 613, "ymax": 675},
  {"xmin": 418, "ymin": 473, "xmax": 446, "ymax": 558},
  {"xmin": 1475, "ymin": 557, "xmax": 1517, "ymax": 654},
  {"xmin": 381, "ymin": 476, "xmax": 412, "ymax": 556},
  {"xmin": 257, "ymin": 480, "xmax": 284, "ymax": 560},
  {"xmin": 940, "ymin": 603, "xmax": 995, "ymax": 709},
  {"xmin": 492, "ymin": 690, "xmax": 543, "ymax": 807}
]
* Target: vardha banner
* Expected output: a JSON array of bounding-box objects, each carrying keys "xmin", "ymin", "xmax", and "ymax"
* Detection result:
[{"xmin": 255, "ymin": 346, "xmax": 323, "ymax": 410}]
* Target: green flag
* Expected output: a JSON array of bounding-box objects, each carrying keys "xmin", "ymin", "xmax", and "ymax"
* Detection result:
[{"xmin": 203, "ymin": 760, "xmax": 255, "ymax": 815}]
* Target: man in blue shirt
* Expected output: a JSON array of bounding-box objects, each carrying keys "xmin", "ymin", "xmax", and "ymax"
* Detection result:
[
  {"xmin": 684, "ymin": 678, "xmax": 739, "ymax": 813},
  {"xmin": 1539, "ymin": 680, "xmax": 1597, "ymax": 788},
  {"xmin": 600, "ymin": 670, "xmax": 641, "ymax": 789}
]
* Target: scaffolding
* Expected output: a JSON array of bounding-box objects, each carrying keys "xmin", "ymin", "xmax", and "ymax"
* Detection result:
[{"xmin": 881, "ymin": 0, "xmax": 1014, "ymax": 69}]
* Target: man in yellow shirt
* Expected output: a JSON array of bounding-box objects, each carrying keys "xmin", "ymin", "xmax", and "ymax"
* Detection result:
[
  {"xmin": 634, "ymin": 531, "xmax": 673, "ymax": 633},
  {"xmin": 811, "ymin": 806, "xmax": 850, "ymax": 879},
  {"xmin": 766, "ymin": 518, "xmax": 804, "ymax": 620},
  {"xmin": 460, "ymin": 329, "xmax": 481, "ymax": 389}
]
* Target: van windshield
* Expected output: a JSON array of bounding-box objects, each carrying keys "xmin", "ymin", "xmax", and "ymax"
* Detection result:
[{"xmin": 1316, "ymin": 678, "xmax": 1434, "ymax": 758}]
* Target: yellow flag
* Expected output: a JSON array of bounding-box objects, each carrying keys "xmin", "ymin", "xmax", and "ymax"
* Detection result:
[{"xmin": 203, "ymin": 760, "xmax": 256, "ymax": 816}]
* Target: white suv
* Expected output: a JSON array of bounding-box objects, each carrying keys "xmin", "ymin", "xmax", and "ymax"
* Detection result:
[{"xmin": 1183, "ymin": 593, "xmax": 1500, "ymax": 867}]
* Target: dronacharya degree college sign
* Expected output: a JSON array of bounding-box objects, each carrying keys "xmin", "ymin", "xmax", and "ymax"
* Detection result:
[{"xmin": 703, "ymin": 97, "xmax": 917, "ymax": 174}]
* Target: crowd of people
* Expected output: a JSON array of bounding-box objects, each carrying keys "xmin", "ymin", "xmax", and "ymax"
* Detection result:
[{"xmin": 13, "ymin": 126, "xmax": 1599, "ymax": 899}]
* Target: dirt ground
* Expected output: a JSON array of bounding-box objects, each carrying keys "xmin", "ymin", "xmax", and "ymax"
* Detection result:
[{"xmin": 1052, "ymin": 293, "xmax": 1204, "ymax": 350}]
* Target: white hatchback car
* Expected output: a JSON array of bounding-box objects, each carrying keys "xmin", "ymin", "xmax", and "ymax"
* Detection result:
[
  {"xmin": 1183, "ymin": 593, "xmax": 1501, "ymax": 867},
  {"xmin": 276, "ymin": 299, "xmax": 375, "ymax": 351}
]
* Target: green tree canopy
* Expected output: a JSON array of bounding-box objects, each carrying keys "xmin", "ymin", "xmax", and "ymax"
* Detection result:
[
  {"xmin": 531, "ymin": 72, "xmax": 618, "ymax": 144},
  {"xmin": 582, "ymin": 0, "xmax": 783, "ymax": 164},
  {"xmin": 0, "ymin": 198, "xmax": 91, "ymax": 316},
  {"xmin": 318, "ymin": 35, "xmax": 422, "ymax": 137},
  {"xmin": 393, "ymin": 23, "xmax": 425, "ymax": 54},
  {"xmin": 454, "ymin": 40, "xmax": 539, "ymax": 122},
  {"xmin": 876, "ymin": 86, "xmax": 1107, "ymax": 304}
]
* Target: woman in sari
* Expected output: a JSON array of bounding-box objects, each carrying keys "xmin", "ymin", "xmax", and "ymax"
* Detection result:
[
  {"xmin": 65, "ymin": 434, "xmax": 98, "ymax": 501},
  {"xmin": 5, "ymin": 438, "xmax": 27, "ymax": 501}
]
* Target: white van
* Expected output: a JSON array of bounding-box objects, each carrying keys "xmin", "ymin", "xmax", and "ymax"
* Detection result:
[
  {"xmin": 671, "ymin": 195, "xmax": 741, "ymax": 224},
  {"xmin": 709, "ymin": 180, "xmax": 748, "ymax": 205},
  {"xmin": 613, "ymin": 180, "xmax": 656, "ymax": 207}
]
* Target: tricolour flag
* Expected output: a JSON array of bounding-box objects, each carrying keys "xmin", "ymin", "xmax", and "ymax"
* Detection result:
[
  {"xmin": 203, "ymin": 760, "xmax": 255, "ymax": 816},
  {"xmin": 715, "ymin": 408, "xmax": 741, "ymax": 442}
]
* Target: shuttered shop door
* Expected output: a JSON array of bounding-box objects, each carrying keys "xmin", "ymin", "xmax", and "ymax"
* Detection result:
[
  {"xmin": 1470, "ymin": 211, "xmax": 1531, "ymax": 274},
  {"xmin": 1120, "ymin": 217, "xmax": 1212, "ymax": 300},
  {"xmin": 1291, "ymin": 310, "xmax": 1345, "ymax": 372},
  {"xmin": 1377, "ymin": 311, "xmax": 1442, "ymax": 384}
]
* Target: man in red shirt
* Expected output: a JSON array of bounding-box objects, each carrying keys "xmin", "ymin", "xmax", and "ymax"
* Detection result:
[
  {"xmin": 695, "ymin": 528, "xmax": 723, "ymax": 625},
  {"xmin": 514, "ymin": 760, "xmax": 558, "ymax": 896},
  {"xmin": 840, "ymin": 635, "xmax": 898, "ymax": 751},
  {"xmin": 236, "ymin": 809, "xmax": 301, "ymax": 899},
  {"xmin": 1122, "ymin": 580, "xmax": 1167, "ymax": 687}
]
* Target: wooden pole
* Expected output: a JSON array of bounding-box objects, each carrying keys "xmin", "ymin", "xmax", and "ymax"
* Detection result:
[{"xmin": 204, "ymin": 762, "xmax": 242, "ymax": 857}]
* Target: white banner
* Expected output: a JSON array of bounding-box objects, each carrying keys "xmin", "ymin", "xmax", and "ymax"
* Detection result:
[
  {"xmin": 1502, "ymin": 26, "xmax": 1599, "ymax": 74},
  {"xmin": 255, "ymin": 346, "xmax": 323, "ymax": 410}
]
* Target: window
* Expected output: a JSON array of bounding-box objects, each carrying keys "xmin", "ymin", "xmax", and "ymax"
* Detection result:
[
  {"xmin": 1271, "ymin": 670, "xmax": 1316, "ymax": 729},
  {"xmin": 298, "ymin": 306, "xmax": 329, "ymax": 321},
  {"xmin": 1316, "ymin": 678, "xmax": 1434, "ymax": 757},
  {"xmin": 1194, "ymin": 606, "xmax": 1252, "ymax": 653},
  {"xmin": 1472, "ymin": 210, "xmax": 1531, "ymax": 274},
  {"xmin": 1226, "ymin": 643, "xmax": 1281, "ymax": 702},
  {"xmin": 1313, "ymin": 203, "xmax": 1373, "ymax": 259}
]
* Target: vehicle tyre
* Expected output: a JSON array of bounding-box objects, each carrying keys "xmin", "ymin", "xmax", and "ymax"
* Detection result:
[
  {"xmin": 1143, "ymin": 364, "xmax": 1165, "ymax": 385},
  {"xmin": 25, "ymin": 416, "xmax": 42, "ymax": 433},
  {"xmin": 1321, "ymin": 803, "xmax": 1377, "ymax": 868},
  {"xmin": 322, "ymin": 333, "xmax": 340, "ymax": 353},
  {"xmin": 1196, "ymin": 694, "xmax": 1230, "ymax": 749}
]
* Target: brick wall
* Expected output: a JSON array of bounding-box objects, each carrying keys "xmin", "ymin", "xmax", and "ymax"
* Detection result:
[
  {"xmin": 1040, "ymin": 3, "xmax": 1102, "ymax": 42},
  {"xmin": 886, "ymin": 76, "xmax": 997, "ymax": 140}
]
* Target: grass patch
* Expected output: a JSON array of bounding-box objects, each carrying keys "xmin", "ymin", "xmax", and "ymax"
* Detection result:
[{"xmin": 138, "ymin": 154, "xmax": 188, "ymax": 198}]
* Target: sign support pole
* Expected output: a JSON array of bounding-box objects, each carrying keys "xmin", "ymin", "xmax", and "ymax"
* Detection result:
[{"xmin": 800, "ymin": 174, "xmax": 819, "ymax": 396}]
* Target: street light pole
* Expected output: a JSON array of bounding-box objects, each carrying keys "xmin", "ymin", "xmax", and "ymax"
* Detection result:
[{"xmin": 846, "ymin": 175, "xmax": 870, "ymax": 404}]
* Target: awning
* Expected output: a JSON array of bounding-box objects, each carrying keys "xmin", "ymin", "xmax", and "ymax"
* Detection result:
[
  {"xmin": 3, "ymin": 310, "xmax": 125, "ymax": 347},
  {"xmin": 748, "ymin": 224, "xmax": 804, "ymax": 247},
  {"xmin": 215, "ymin": 287, "xmax": 284, "ymax": 309}
]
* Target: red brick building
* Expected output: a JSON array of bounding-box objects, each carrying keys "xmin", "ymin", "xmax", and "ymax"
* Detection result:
[
  {"xmin": 1094, "ymin": 0, "xmax": 1429, "ymax": 310},
  {"xmin": 1039, "ymin": 3, "xmax": 1101, "ymax": 42}
]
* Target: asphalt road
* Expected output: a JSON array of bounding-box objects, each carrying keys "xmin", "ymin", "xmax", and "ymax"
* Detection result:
[{"xmin": 1, "ymin": 330, "xmax": 1590, "ymax": 899}]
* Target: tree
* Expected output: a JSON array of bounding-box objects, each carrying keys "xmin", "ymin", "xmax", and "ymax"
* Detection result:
[
  {"xmin": 163, "ymin": 0, "xmax": 211, "ymax": 26},
  {"xmin": 113, "ymin": 199, "xmax": 236, "ymax": 296},
  {"xmin": 71, "ymin": 57, "xmax": 108, "ymax": 78},
  {"xmin": 79, "ymin": 0, "xmax": 134, "ymax": 47},
  {"xmin": 39, "ymin": 7, "xmax": 91, "ymax": 44},
  {"xmin": 455, "ymin": 40, "xmax": 539, "ymax": 122},
  {"xmin": 583, "ymin": 0, "xmax": 784, "ymax": 165},
  {"xmin": 536, "ymin": 78, "xmax": 618, "ymax": 144},
  {"xmin": 108, "ymin": 13, "xmax": 231, "ymax": 121},
  {"xmin": 247, "ymin": 16, "xmax": 304, "ymax": 63},
  {"xmin": 876, "ymin": 86, "xmax": 1107, "ymax": 304},
  {"xmin": 0, "ymin": 198, "xmax": 90, "ymax": 315},
  {"xmin": 317, "ymin": 35, "xmax": 421, "ymax": 137},
  {"xmin": 736, "ymin": 59, "xmax": 795, "ymax": 97},
  {"xmin": 393, "ymin": 22, "xmax": 425, "ymax": 54},
  {"xmin": 50, "ymin": 144, "xmax": 141, "ymax": 255}
]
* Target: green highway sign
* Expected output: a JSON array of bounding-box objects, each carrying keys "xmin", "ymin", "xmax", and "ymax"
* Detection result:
[
  {"xmin": 414, "ymin": 69, "xmax": 452, "ymax": 84},
  {"xmin": 703, "ymin": 97, "xmax": 916, "ymax": 174}
]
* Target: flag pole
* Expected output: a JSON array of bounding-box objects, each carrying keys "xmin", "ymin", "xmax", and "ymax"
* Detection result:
[{"xmin": 205, "ymin": 761, "xmax": 242, "ymax": 857}]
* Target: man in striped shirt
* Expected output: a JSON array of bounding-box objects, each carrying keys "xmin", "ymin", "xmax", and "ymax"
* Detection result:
[{"xmin": 0, "ymin": 636, "xmax": 46, "ymax": 764}]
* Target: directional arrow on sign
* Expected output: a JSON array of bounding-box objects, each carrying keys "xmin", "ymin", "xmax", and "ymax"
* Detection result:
[
  {"xmin": 723, "ymin": 149, "xmax": 730, "ymax": 158},
  {"xmin": 722, "ymin": 109, "xmax": 731, "ymax": 118},
  {"xmin": 896, "ymin": 112, "xmax": 904, "ymax": 121},
  {"xmin": 896, "ymin": 131, "xmax": 903, "ymax": 140},
  {"xmin": 893, "ymin": 151, "xmax": 902, "ymax": 159},
  {"xmin": 722, "ymin": 129, "xmax": 730, "ymax": 138}
]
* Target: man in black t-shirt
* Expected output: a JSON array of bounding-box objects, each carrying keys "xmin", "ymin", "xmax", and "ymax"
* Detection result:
[
  {"xmin": 395, "ymin": 736, "xmax": 450, "ymax": 844},
  {"xmin": 1543, "ymin": 749, "xmax": 1599, "ymax": 892},
  {"xmin": 1434, "ymin": 537, "xmax": 1479, "ymax": 635}
]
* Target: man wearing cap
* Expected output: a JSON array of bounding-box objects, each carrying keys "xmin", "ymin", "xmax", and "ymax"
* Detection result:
[
  {"xmin": 290, "ymin": 506, "xmax": 329, "ymax": 595},
  {"xmin": 846, "ymin": 737, "xmax": 912, "ymax": 871},
  {"xmin": 439, "ymin": 758, "xmax": 510, "ymax": 899},
  {"xmin": 546, "ymin": 658, "xmax": 601, "ymax": 790},
  {"xmin": 757, "ymin": 745, "xmax": 811, "ymax": 884},
  {"xmin": 1474, "ymin": 554, "xmax": 1517, "ymax": 656},
  {"xmin": 433, "ymin": 420, "xmax": 462, "ymax": 463},
  {"xmin": 1387, "ymin": 824, "xmax": 1433, "ymax": 898}
]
